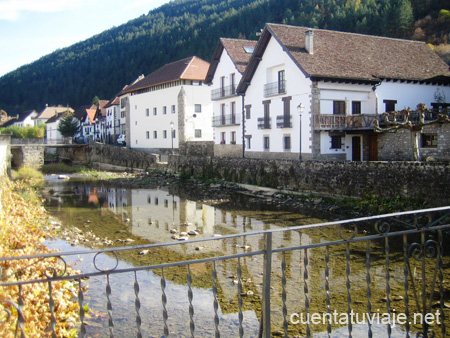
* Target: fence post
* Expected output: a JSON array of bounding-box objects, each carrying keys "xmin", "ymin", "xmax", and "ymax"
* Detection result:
[{"xmin": 260, "ymin": 232, "xmax": 272, "ymax": 338}]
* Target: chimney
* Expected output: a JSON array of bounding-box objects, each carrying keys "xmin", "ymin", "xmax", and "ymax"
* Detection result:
[{"xmin": 305, "ymin": 30, "xmax": 314, "ymax": 54}]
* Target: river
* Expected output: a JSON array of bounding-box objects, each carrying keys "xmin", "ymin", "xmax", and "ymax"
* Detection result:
[{"xmin": 41, "ymin": 175, "xmax": 425, "ymax": 337}]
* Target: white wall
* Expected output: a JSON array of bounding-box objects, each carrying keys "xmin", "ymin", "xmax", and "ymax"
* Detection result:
[
  {"xmin": 244, "ymin": 36, "xmax": 312, "ymax": 155},
  {"xmin": 376, "ymin": 82, "xmax": 450, "ymax": 113},
  {"xmin": 129, "ymin": 84, "xmax": 213, "ymax": 151},
  {"xmin": 211, "ymin": 50, "xmax": 244, "ymax": 145},
  {"xmin": 46, "ymin": 121, "xmax": 63, "ymax": 141}
]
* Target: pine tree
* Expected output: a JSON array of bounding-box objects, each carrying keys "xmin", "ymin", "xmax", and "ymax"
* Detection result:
[{"xmin": 57, "ymin": 113, "xmax": 80, "ymax": 138}]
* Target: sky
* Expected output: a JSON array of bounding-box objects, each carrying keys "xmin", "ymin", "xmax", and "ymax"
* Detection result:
[{"xmin": 0, "ymin": 0, "xmax": 171, "ymax": 77}]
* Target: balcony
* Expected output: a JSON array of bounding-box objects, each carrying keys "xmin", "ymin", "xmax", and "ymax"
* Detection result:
[
  {"xmin": 211, "ymin": 85, "xmax": 237, "ymax": 100},
  {"xmin": 257, "ymin": 117, "xmax": 271, "ymax": 129},
  {"xmin": 314, "ymin": 114, "xmax": 379, "ymax": 130},
  {"xmin": 212, "ymin": 113, "xmax": 240, "ymax": 127},
  {"xmin": 264, "ymin": 80, "xmax": 286, "ymax": 97},
  {"xmin": 276, "ymin": 115, "xmax": 292, "ymax": 128}
]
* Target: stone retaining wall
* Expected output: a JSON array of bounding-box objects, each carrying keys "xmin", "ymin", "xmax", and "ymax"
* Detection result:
[{"xmin": 169, "ymin": 156, "xmax": 450, "ymax": 205}]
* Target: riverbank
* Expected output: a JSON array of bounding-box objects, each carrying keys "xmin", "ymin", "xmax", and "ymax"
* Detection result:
[{"xmin": 0, "ymin": 177, "xmax": 81, "ymax": 338}]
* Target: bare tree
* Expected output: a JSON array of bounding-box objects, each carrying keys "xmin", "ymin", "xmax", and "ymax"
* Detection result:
[{"xmin": 373, "ymin": 103, "xmax": 450, "ymax": 161}]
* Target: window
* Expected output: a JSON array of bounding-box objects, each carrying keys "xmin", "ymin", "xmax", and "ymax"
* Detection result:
[
  {"xmin": 384, "ymin": 100, "xmax": 397, "ymax": 112},
  {"xmin": 146, "ymin": 131, "xmax": 150, "ymax": 139},
  {"xmin": 331, "ymin": 135, "xmax": 342, "ymax": 149},
  {"xmin": 263, "ymin": 136, "xmax": 270, "ymax": 150},
  {"xmin": 163, "ymin": 106, "xmax": 167, "ymax": 115},
  {"xmin": 163, "ymin": 130, "xmax": 167, "ymax": 139},
  {"xmin": 153, "ymin": 107, "xmax": 157, "ymax": 115},
  {"xmin": 220, "ymin": 76, "xmax": 225, "ymax": 96},
  {"xmin": 245, "ymin": 105, "xmax": 251, "ymax": 119},
  {"xmin": 231, "ymin": 73, "xmax": 236, "ymax": 94},
  {"xmin": 352, "ymin": 101, "xmax": 361, "ymax": 115},
  {"xmin": 231, "ymin": 131, "xmax": 236, "ymax": 143},
  {"xmin": 172, "ymin": 105, "xmax": 176, "ymax": 114},
  {"xmin": 195, "ymin": 129, "xmax": 202, "ymax": 138},
  {"xmin": 146, "ymin": 108, "xmax": 150, "ymax": 116},
  {"xmin": 422, "ymin": 134, "xmax": 438, "ymax": 148},
  {"xmin": 231, "ymin": 102, "xmax": 236, "ymax": 124},
  {"xmin": 246, "ymin": 135, "xmax": 252, "ymax": 149},
  {"xmin": 153, "ymin": 131, "xmax": 157, "ymax": 139},
  {"xmin": 278, "ymin": 70, "xmax": 286, "ymax": 93},
  {"xmin": 284, "ymin": 135, "xmax": 291, "ymax": 150},
  {"xmin": 172, "ymin": 130, "xmax": 176, "ymax": 139},
  {"xmin": 195, "ymin": 104, "xmax": 202, "ymax": 113},
  {"xmin": 221, "ymin": 132, "xmax": 226, "ymax": 144},
  {"xmin": 333, "ymin": 101, "xmax": 346, "ymax": 115}
]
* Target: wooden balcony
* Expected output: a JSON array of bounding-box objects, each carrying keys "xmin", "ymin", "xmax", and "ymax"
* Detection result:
[{"xmin": 314, "ymin": 114, "xmax": 379, "ymax": 130}]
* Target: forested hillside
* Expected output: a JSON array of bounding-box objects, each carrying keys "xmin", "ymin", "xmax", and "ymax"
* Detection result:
[{"xmin": 1, "ymin": 0, "xmax": 449, "ymax": 115}]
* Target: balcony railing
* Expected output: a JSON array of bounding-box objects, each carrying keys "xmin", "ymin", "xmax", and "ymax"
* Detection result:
[
  {"xmin": 263, "ymin": 81, "xmax": 286, "ymax": 97},
  {"xmin": 276, "ymin": 115, "xmax": 292, "ymax": 128},
  {"xmin": 211, "ymin": 85, "xmax": 237, "ymax": 100},
  {"xmin": 212, "ymin": 113, "xmax": 240, "ymax": 127},
  {"xmin": 314, "ymin": 114, "xmax": 379, "ymax": 130},
  {"xmin": 257, "ymin": 117, "xmax": 271, "ymax": 129}
]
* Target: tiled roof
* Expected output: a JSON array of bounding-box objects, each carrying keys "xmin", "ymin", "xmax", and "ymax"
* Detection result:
[
  {"xmin": 74, "ymin": 105, "xmax": 96, "ymax": 122},
  {"xmin": 98, "ymin": 100, "xmax": 109, "ymax": 117},
  {"xmin": 124, "ymin": 56, "xmax": 210, "ymax": 94},
  {"xmin": 221, "ymin": 38, "xmax": 258, "ymax": 73},
  {"xmin": 37, "ymin": 106, "xmax": 73, "ymax": 120},
  {"xmin": 206, "ymin": 38, "xmax": 257, "ymax": 83},
  {"xmin": 271, "ymin": 23, "xmax": 450, "ymax": 81},
  {"xmin": 86, "ymin": 108, "xmax": 97, "ymax": 124},
  {"xmin": 238, "ymin": 23, "xmax": 450, "ymax": 93},
  {"xmin": 46, "ymin": 112, "xmax": 69, "ymax": 124}
]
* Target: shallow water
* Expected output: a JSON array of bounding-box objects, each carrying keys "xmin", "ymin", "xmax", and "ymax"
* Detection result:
[{"xmin": 41, "ymin": 176, "xmax": 433, "ymax": 337}]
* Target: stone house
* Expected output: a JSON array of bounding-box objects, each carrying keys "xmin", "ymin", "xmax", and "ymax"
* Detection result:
[
  {"xmin": 236, "ymin": 23, "xmax": 450, "ymax": 161},
  {"xmin": 205, "ymin": 38, "xmax": 258, "ymax": 157},
  {"xmin": 120, "ymin": 56, "xmax": 213, "ymax": 155}
]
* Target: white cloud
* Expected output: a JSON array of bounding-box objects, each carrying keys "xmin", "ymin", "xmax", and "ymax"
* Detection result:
[{"xmin": 0, "ymin": 0, "xmax": 85, "ymax": 21}]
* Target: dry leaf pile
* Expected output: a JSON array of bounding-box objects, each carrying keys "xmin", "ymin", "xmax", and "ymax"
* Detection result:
[{"xmin": 1, "ymin": 179, "xmax": 81, "ymax": 337}]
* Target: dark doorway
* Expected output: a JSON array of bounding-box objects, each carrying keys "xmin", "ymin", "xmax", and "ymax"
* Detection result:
[
  {"xmin": 368, "ymin": 135, "xmax": 378, "ymax": 161},
  {"xmin": 352, "ymin": 136, "xmax": 361, "ymax": 161}
]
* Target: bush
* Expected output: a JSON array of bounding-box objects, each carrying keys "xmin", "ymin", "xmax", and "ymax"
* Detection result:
[{"xmin": 0, "ymin": 124, "xmax": 46, "ymax": 138}]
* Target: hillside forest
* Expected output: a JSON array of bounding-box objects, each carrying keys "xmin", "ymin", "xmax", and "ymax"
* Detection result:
[{"xmin": 0, "ymin": 0, "xmax": 449, "ymax": 115}]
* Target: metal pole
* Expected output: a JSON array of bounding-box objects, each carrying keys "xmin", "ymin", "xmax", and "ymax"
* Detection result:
[
  {"xmin": 299, "ymin": 113, "xmax": 302, "ymax": 161},
  {"xmin": 241, "ymin": 94, "xmax": 245, "ymax": 158},
  {"xmin": 259, "ymin": 232, "xmax": 272, "ymax": 338}
]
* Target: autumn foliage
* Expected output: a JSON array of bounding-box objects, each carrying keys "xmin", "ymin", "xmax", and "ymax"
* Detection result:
[{"xmin": 0, "ymin": 178, "xmax": 80, "ymax": 337}]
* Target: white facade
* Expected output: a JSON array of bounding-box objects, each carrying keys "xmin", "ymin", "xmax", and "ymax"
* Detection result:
[
  {"xmin": 243, "ymin": 36, "xmax": 312, "ymax": 159},
  {"xmin": 210, "ymin": 51, "xmax": 242, "ymax": 146},
  {"xmin": 14, "ymin": 111, "xmax": 38, "ymax": 128},
  {"xmin": 128, "ymin": 83, "xmax": 213, "ymax": 153},
  {"xmin": 105, "ymin": 103, "xmax": 120, "ymax": 143},
  {"xmin": 46, "ymin": 119, "xmax": 63, "ymax": 142}
]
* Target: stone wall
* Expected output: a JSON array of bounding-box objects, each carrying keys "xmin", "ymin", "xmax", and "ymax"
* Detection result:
[
  {"xmin": 169, "ymin": 156, "xmax": 450, "ymax": 205},
  {"xmin": 54, "ymin": 143, "xmax": 161, "ymax": 170},
  {"xmin": 11, "ymin": 145, "xmax": 44, "ymax": 169},
  {"xmin": 214, "ymin": 144, "xmax": 243, "ymax": 158}
]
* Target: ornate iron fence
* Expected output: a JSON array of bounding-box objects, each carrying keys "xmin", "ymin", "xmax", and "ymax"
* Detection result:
[{"xmin": 1, "ymin": 206, "xmax": 450, "ymax": 337}]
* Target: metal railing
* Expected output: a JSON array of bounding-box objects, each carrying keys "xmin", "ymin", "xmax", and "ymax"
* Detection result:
[
  {"xmin": 264, "ymin": 81, "xmax": 286, "ymax": 97},
  {"xmin": 276, "ymin": 114, "xmax": 292, "ymax": 128},
  {"xmin": 257, "ymin": 117, "xmax": 271, "ymax": 129},
  {"xmin": 211, "ymin": 85, "xmax": 237, "ymax": 100},
  {"xmin": 1, "ymin": 206, "xmax": 449, "ymax": 337},
  {"xmin": 212, "ymin": 113, "xmax": 240, "ymax": 127}
]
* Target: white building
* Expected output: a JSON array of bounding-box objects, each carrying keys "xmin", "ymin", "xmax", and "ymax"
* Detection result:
[
  {"xmin": 237, "ymin": 23, "xmax": 450, "ymax": 161},
  {"xmin": 34, "ymin": 105, "xmax": 73, "ymax": 125},
  {"xmin": 45, "ymin": 112, "xmax": 66, "ymax": 142},
  {"xmin": 105, "ymin": 96, "xmax": 120, "ymax": 144},
  {"xmin": 120, "ymin": 56, "xmax": 213, "ymax": 154},
  {"xmin": 13, "ymin": 110, "xmax": 38, "ymax": 127},
  {"xmin": 205, "ymin": 38, "xmax": 257, "ymax": 157}
]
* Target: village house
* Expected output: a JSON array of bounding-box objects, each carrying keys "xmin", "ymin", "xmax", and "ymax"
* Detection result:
[
  {"xmin": 205, "ymin": 38, "xmax": 257, "ymax": 157},
  {"xmin": 104, "ymin": 96, "xmax": 120, "ymax": 144},
  {"xmin": 11, "ymin": 110, "xmax": 39, "ymax": 128},
  {"xmin": 73, "ymin": 105, "xmax": 97, "ymax": 142},
  {"xmin": 119, "ymin": 56, "xmax": 213, "ymax": 155},
  {"xmin": 234, "ymin": 23, "xmax": 450, "ymax": 161},
  {"xmin": 46, "ymin": 112, "xmax": 68, "ymax": 142},
  {"xmin": 34, "ymin": 105, "xmax": 74, "ymax": 125}
]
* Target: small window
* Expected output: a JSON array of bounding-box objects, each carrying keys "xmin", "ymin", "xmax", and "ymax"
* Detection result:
[
  {"xmin": 284, "ymin": 135, "xmax": 291, "ymax": 150},
  {"xmin": 243, "ymin": 46, "xmax": 254, "ymax": 54},
  {"xmin": 153, "ymin": 131, "xmax": 157, "ymax": 139},
  {"xmin": 172, "ymin": 130, "xmax": 176, "ymax": 139},
  {"xmin": 153, "ymin": 108, "xmax": 157, "ymax": 115},
  {"xmin": 221, "ymin": 132, "xmax": 226, "ymax": 144},
  {"xmin": 352, "ymin": 101, "xmax": 361, "ymax": 115},
  {"xmin": 331, "ymin": 135, "xmax": 342, "ymax": 149},
  {"xmin": 384, "ymin": 100, "xmax": 397, "ymax": 112},
  {"xmin": 195, "ymin": 104, "xmax": 202, "ymax": 113},
  {"xmin": 163, "ymin": 106, "xmax": 167, "ymax": 115},
  {"xmin": 245, "ymin": 105, "xmax": 251, "ymax": 119},
  {"xmin": 163, "ymin": 130, "xmax": 167, "ymax": 139},
  {"xmin": 333, "ymin": 101, "xmax": 346, "ymax": 115},
  {"xmin": 171, "ymin": 105, "xmax": 176, "ymax": 114},
  {"xmin": 146, "ymin": 108, "xmax": 150, "ymax": 116},
  {"xmin": 231, "ymin": 131, "xmax": 236, "ymax": 143},
  {"xmin": 422, "ymin": 134, "xmax": 438, "ymax": 148},
  {"xmin": 195, "ymin": 129, "xmax": 202, "ymax": 138},
  {"xmin": 246, "ymin": 135, "xmax": 252, "ymax": 149},
  {"xmin": 263, "ymin": 136, "xmax": 270, "ymax": 150},
  {"xmin": 146, "ymin": 131, "xmax": 150, "ymax": 139}
]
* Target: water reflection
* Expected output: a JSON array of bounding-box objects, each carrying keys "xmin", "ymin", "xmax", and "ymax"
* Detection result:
[{"xmin": 42, "ymin": 177, "xmax": 425, "ymax": 337}]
